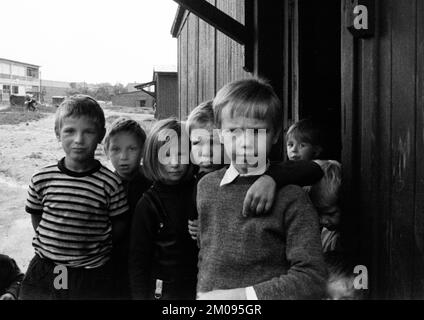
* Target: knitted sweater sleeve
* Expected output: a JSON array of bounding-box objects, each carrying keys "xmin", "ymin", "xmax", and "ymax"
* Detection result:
[
  {"xmin": 265, "ymin": 160, "xmax": 324, "ymax": 188},
  {"xmin": 253, "ymin": 186, "xmax": 327, "ymax": 299},
  {"xmin": 128, "ymin": 196, "xmax": 156, "ymax": 300}
]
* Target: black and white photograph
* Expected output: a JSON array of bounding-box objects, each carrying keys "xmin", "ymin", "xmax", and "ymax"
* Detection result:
[{"xmin": 1, "ymin": 0, "xmax": 423, "ymax": 311}]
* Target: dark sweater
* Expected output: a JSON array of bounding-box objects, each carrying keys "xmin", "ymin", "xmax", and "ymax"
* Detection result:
[
  {"xmin": 129, "ymin": 179, "xmax": 198, "ymax": 299},
  {"xmin": 0, "ymin": 254, "xmax": 24, "ymax": 299},
  {"xmin": 197, "ymin": 167, "xmax": 327, "ymax": 300},
  {"xmin": 113, "ymin": 166, "xmax": 151, "ymax": 298}
]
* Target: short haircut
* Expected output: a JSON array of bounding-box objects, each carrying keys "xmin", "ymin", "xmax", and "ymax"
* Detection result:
[
  {"xmin": 104, "ymin": 117, "xmax": 146, "ymax": 150},
  {"xmin": 186, "ymin": 100, "xmax": 214, "ymax": 133},
  {"xmin": 213, "ymin": 78, "xmax": 283, "ymax": 134},
  {"xmin": 286, "ymin": 118, "xmax": 323, "ymax": 147},
  {"xmin": 54, "ymin": 94, "xmax": 105, "ymax": 139},
  {"xmin": 309, "ymin": 160, "xmax": 342, "ymax": 209},
  {"xmin": 143, "ymin": 118, "xmax": 189, "ymax": 182}
]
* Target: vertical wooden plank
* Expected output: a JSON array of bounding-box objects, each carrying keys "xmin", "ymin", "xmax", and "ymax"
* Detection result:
[
  {"xmin": 178, "ymin": 25, "xmax": 182, "ymax": 120},
  {"xmin": 376, "ymin": 0, "xmax": 393, "ymax": 299},
  {"xmin": 180, "ymin": 17, "xmax": 189, "ymax": 120},
  {"xmin": 187, "ymin": 13, "xmax": 199, "ymax": 115},
  {"xmin": 198, "ymin": 0, "xmax": 216, "ymax": 102},
  {"xmin": 283, "ymin": 0, "xmax": 290, "ymax": 136},
  {"xmin": 413, "ymin": 0, "xmax": 424, "ymax": 299},
  {"xmin": 390, "ymin": 0, "xmax": 416, "ymax": 299},
  {"xmin": 340, "ymin": 0, "xmax": 358, "ymax": 259},
  {"xmin": 292, "ymin": 0, "xmax": 299, "ymax": 122},
  {"xmin": 358, "ymin": 0, "xmax": 383, "ymax": 299}
]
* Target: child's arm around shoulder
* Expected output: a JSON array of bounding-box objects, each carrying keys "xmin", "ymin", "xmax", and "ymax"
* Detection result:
[
  {"xmin": 266, "ymin": 160, "xmax": 324, "ymax": 187},
  {"xmin": 242, "ymin": 161, "xmax": 324, "ymax": 217}
]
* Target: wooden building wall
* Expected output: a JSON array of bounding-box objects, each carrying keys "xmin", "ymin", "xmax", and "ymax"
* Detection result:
[
  {"xmin": 155, "ymin": 73, "xmax": 178, "ymax": 119},
  {"xmin": 176, "ymin": 0, "xmax": 250, "ymax": 120},
  {"xmin": 342, "ymin": 0, "xmax": 424, "ymax": 299},
  {"xmin": 173, "ymin": 0, "xmax": 424, "ymax": 299}
]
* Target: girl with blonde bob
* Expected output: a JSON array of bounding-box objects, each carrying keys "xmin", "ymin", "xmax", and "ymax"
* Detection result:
[{"xmin": 129, "ymin": 118, "xmax": 198, "ymax": 300}]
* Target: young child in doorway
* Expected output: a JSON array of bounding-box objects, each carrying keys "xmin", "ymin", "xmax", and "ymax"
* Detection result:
[
  {"xmin": 286, "ymin": 119, "xmax": 343, "ymax": 252},
  {"xmin": 309, "ymin": 159, "xmax": 343, "ymax": 253},
  {"xmin": 196, "ymin": 78, "xmax": 326, "ymax": 300},
  {"xmin": 20, "ymin": 95, "xmax": 129, "ymax": 300}
]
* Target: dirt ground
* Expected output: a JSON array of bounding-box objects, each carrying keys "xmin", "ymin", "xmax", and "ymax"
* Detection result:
[{"xmin": 0, "ymin": 105, "xmax": 154, "ymax": 271}]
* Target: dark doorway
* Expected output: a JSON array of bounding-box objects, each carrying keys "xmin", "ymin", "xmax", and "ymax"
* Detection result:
[{"xmin": 292, "ymin": 0, "xmax": 342, "ymax": 161}]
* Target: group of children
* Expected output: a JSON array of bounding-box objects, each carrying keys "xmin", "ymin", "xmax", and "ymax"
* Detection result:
[{"xmin": 4, "ymin": 77, "xmax": 360, "ymax": 300}]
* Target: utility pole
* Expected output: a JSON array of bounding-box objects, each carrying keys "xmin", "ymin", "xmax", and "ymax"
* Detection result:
[{"xmin": 39, "ymin": 69, "xmax": 42, "ymax": 103}]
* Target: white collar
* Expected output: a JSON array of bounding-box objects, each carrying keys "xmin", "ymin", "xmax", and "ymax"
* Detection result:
[{"xmin": 220, "ymin": 161, "xmax": 269, "ymax": 187}]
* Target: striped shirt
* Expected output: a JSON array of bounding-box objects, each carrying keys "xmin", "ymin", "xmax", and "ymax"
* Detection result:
[{"xmin": 25, "ymin": 158, "xmax": 129, "ymax": 268}]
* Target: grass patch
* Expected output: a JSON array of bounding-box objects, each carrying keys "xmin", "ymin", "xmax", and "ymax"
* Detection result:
[
  {"xmin": 101, "ymin": 103, "xmax": 154, "ymax": 115},
  {"xmin": 0, "ymin": 110, "xmax": 47, "ymax": 125}
]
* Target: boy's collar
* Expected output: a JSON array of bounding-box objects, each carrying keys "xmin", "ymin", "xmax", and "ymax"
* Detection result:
[
  {"xmin": 220, "ymin": 161, "xmax": 269, "ymax": 187},
  {"xmin": 58, "ymin": 157, "xmax": 101, "ymax": 177}
]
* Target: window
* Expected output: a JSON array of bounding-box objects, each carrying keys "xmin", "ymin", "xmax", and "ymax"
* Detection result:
[
  {"xmin": 3, "ymin": 85, "xmax": 10, "ymax": 93},
  {"xmin": 27, "ymin": 67, "xmax": 38, "ymax": 78},
  {"xmin": 12, "ymin": 86, "xmax": 18, "ymax": 94},
  {"xmin": 139, "ymin": 100, "xmax": 146, "ymax": 107}
]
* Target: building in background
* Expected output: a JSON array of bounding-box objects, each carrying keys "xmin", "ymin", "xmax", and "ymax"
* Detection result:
[
  {"xmin": 111, "ymin": 90, "xmax": 155, "ymax": 109},
  {"xmin": 135, "ymin": 66, "xmax": 178, "ymax": 119},
  {"xmin": 41, "ymin": 79, "xmax": 71, "ymax": 104},
  {"xmin": 0, "ymin": 58, "xmax": 40, "ymax": 103}
]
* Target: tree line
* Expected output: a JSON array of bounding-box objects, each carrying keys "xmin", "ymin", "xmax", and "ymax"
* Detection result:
[{"xmin": 66, "ymin": 82, "xmax": 128, "ymax": 101}]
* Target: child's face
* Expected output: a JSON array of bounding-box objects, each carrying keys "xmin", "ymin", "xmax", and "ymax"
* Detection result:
[
  {"xmin": 160, "ymin": 142, "xmax": 190, "ymax": 184},
  {"xmin": 318, "ymin": 205, "xmax": 341, "ymax": 231},
  {"xmin": 58, "ymin": 116, "xmax": 101, "ymax": 168},
  {"xmin": 190, "ymin": 124, "xmax": 222, "ymax": 172},
  {"xmin": 106, "ymin": 132, "xmax": 143, "ymax": 180},
  {"xmin": 286, "ymin": 136, "xmax": 319, "ymax": 161},
  {"xmin": 220, "ymin": 108, "xmax": 278, "ymax": 174}
]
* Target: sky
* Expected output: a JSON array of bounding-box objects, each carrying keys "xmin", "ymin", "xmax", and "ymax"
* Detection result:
[{"xmin": 1, "ymin": 0, "xmax": 178, "ymax": 85}]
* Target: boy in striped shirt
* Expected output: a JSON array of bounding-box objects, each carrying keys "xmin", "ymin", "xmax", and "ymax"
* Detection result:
[{"xmin": 20, "ymin": 95, "xmax": 129, "ymax": 300}]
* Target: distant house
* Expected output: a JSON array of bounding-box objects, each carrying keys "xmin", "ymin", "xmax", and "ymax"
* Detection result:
[
  {"xmin": 0, "ymin": 58, "xmax": 40, "ymax": 103},
  {"xmin": 111, "ymin": 90, "xmax": 155, "ymax": 109},
  {"xmin": 41, "ymin": 79, "xmax": 71, "ymax": 104},
  {"xmin": 135, "ymin": 66, "xmax": 178, "ymax": 119}
]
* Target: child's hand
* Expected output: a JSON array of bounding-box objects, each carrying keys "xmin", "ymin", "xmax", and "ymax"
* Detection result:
[
  {"xmin": 197, "ymin": 288, "xmax": 247, "ymax": 300},
  {"xmin": 242, "ymin": 175, "xmax": 276, "ymax": 217},
  {"xmin": 0, "ymin": 293, "xmax": 16, "ymax": 300},
  {"xmin": 188, "ymin": 219, "xmax": 199, "ymax": 240}
]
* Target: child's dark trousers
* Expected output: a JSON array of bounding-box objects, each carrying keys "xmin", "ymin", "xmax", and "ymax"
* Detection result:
[{"xmin": 19, "ymin": 255, "xmax": 113, "ymax": 300}]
